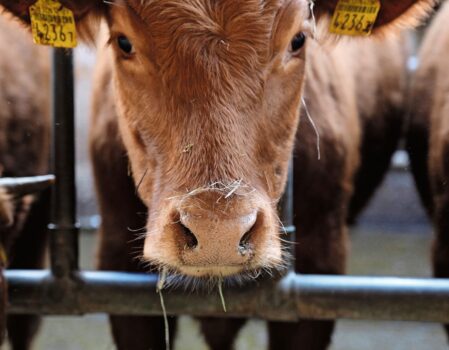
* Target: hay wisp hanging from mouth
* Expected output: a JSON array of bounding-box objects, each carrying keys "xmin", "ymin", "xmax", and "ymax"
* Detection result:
[
  {"xmin": 218, "ymin": 276, "xmax": 227, "ymax": 312},
  {"xmin": 157, "ymin": 267, "xmax": 170, "ymax": 350}
]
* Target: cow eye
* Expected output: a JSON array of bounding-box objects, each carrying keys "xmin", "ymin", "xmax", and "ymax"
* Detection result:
[
  {"xmin": 117, "ymin": 35, "xmax": 134, "ymax": 55},
  {"xmin": 290, "ymin": 32, "xmax": 306, "ymax": 53}
]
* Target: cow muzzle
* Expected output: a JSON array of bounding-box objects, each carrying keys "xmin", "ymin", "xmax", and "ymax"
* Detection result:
[{"xmin": 143, "ymin": 189, "xmax": 282, "ymax": 278}]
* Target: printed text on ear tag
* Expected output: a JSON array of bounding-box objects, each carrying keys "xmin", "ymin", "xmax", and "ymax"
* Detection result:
[
  {"xmin": 329, "ymin": 0, "xmax": 381, "ymax": 36},
  {"xmin": 30, "ymin": 0, "xmax": 77, "ymax": 48}
]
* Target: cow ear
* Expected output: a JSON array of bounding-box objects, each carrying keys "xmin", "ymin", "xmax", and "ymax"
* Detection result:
[
  {"xmin": 60, "ymin": 1, "xmax": 106, "ymax": 42},
  {"xmin": 315, "ymin": 0, "xmax": 436, "ymax": 31},
  {"xmin": 0, "ymin": 1, "xmax": 104, "ymax": 21},
  {"xmin": 0, "ymin": 0, "xmax": 105, "ymax": 41},
  {"xmin": 0, "ymin": 1, "xmax": 35, "ymax": 22}
]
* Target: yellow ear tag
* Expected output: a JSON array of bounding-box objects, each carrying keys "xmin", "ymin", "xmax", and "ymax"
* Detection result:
[
  {"xmin": 30, "ymin": 0, "xmax": 77, "ymax": 48},
  {"xmin": 329, "ymin": 0, "xmax": 381, "ymax": 36}
]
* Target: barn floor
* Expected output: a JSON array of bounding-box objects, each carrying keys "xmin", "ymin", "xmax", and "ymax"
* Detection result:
[{"xmin": 3, "ymin": 170, "xmax": 449, "ymax": 350}]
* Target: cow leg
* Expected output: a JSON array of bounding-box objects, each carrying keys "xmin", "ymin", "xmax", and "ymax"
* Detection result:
[
  {"xmin": 94, "ymin": 162, "xmax": 178, "ymax": 350},
  {"xmin": 268, "ymin": 213, "xmax": 347, "ymax": 350},
  {"xmin": 267, "ymin": 119, "xmax": 350, "ymax": 350},
  {"xmin": 109, "ymin": 316, "xmax": 177, "ymax": 350},
  {"xmin": 91, "ymin": 126, "xmax": 177, "ymax": 349},
  {"xmin": 6, "ymin": 190, "xmax": 50, "ymax": 350},
  {"xmin": 198, "ymin": 317, "xmax": 247, "ymax": 350},
  {"xmin": 347, "ymin": 110, "xmax": 403, "ymax": 224},
  {"xmin": 268, "ymin": 320, "xmax": 334, "ymax": 350},
  {"xmin": 406, "ymin": 110, "xmax": 433, "ymax": 217},
  {"xmin": 432, "ymin": 192, "xmax": 449, "ymax": 339}
]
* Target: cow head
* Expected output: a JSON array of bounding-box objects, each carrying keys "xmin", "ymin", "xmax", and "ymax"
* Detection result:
[{"xmin": 0, "ymin": 0, "xmax": 435, "ymax": 281}]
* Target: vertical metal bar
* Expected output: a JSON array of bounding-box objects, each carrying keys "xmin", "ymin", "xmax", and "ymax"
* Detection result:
[
  {"xmin": 279, "ymin": 163, "xmax": 296, "ymax": 264},
  {"xmin": 49, "ymin": 48, "xmax": 79, "ymax": 278}
]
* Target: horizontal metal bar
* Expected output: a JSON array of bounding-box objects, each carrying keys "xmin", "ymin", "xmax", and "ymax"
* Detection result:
[{"xmin": 6, "ymin": 270, "xmax": 449, "ymax": 323}]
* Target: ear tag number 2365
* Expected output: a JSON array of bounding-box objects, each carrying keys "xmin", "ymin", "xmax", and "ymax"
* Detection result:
[
  {"xmin": 30, "ymin": 0, "xmax": 77, "ymax": 48},
  {"xmin": 329, "ymin": 0, "xmax": 381, "ymax": 36}
]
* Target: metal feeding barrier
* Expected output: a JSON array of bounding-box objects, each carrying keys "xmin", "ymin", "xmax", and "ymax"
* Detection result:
[{"xmin": 5, "ymin": 48, "xmax": 449, "ymax": 323}]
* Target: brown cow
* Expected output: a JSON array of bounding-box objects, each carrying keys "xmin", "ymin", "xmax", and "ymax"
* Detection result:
[
  {"xmin": 407, "ymin": 0, "xmax": 449, "ymax": 340},
  {"xmin": 0, "ymin": 1, "xmax": 434, "ymax": 349},
  {"xmin": 0, "ymin": 10, "xmax": 50, "ymax": 350}
]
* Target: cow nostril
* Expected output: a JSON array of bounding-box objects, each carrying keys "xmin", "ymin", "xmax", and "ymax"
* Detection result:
[
  {"xmin": 180, "ymin": 223, "xmax": 198, "ymax": 249},
  {"xmin": 238, "ymin": 222, "xmax": 256, "ymax": 254}
]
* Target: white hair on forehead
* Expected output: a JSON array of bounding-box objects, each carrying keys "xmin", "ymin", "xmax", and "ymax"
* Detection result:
[
  {"xmin": 108, "ymin": 0, "xmax": 158, "ymax": 14},
  {"xmin": 103, "ymin": 0, "xmax": 125, "ymax": 8},
  {"xmin": 102, "ymin": 0, "xmax": 116, "ymax": 5},
  {"xmin": 118, "ymin": 0, "xmax": 296, "ymax": 13}
]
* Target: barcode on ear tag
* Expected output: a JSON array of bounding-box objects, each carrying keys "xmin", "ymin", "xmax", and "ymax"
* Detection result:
[
  {"xmin": 329, "ymin": 0, "xmax": 381, "ymax": 36},
  {"xmin": 30, "ymin": 0, "xmax": 77, "ymax": 48}
]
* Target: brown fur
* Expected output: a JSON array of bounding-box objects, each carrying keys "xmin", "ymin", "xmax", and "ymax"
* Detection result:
[
  {"xmin": 0, "ymin": 10, "xmax": 50, "ymax": 350},
  {"xmin": 407, "ymin": 0, "xmax": 449, "ymax": 339},
  {"xmin": 86, "ymin": 1, "xmax": 431, "ymax": 349},
  {"xmin": 100, "ymin": 0, "xmax": 315, "ymax": 280},
  {"xmin": 348, "ymin": 33, "xmax": 411, "ymax": 223},
  {"xmin": 86, "ymin": 5, "xmax": 419, "ymax": 350}
]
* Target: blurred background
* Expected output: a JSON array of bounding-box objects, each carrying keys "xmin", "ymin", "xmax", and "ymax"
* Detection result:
[{"xmin": 3, "ymin": 37, "xmax": 447, "ymax": 349}]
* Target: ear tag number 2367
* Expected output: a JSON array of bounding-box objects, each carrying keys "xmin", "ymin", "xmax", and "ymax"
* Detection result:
[
  {"xmin": 30, "ymin": 0, "xmax": 77, "ymax": 48},
  {"xmin": 329, "ymin": 0, "xmax": 381, "ymax": 36}
]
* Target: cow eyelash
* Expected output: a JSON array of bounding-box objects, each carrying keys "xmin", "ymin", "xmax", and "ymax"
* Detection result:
[
  {"xmin": 107, "ymin": 34, "xmax": 136, "ymax": 59},
  {"xmin": 118, "ymin": 35, "xmax": 135, "ymax": 54},
  {"xmin": 289, "ymin": 32, "xmax": 307, "ymax": 55}
]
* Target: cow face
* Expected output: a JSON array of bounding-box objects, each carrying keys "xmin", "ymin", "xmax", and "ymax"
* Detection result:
[
  {"xmin": 0, "ymin": 0, "xmax": 435, "ymax": 280},
  {"xmin": 108, "ymin": 0, "xmax": 310, "ymax": 279}
]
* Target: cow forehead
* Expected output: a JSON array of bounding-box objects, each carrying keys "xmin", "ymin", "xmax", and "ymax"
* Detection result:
[
  {"xmin": 113, "ymin": 0, "xmax": 305, "ymax": 103},
  {"xmin": 126, "ymin": 0, "xmax": 286, "ymax": 22},
  {"xmin": 121, "ymin": 0, "xmax": 285, "ymax": 46}
]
